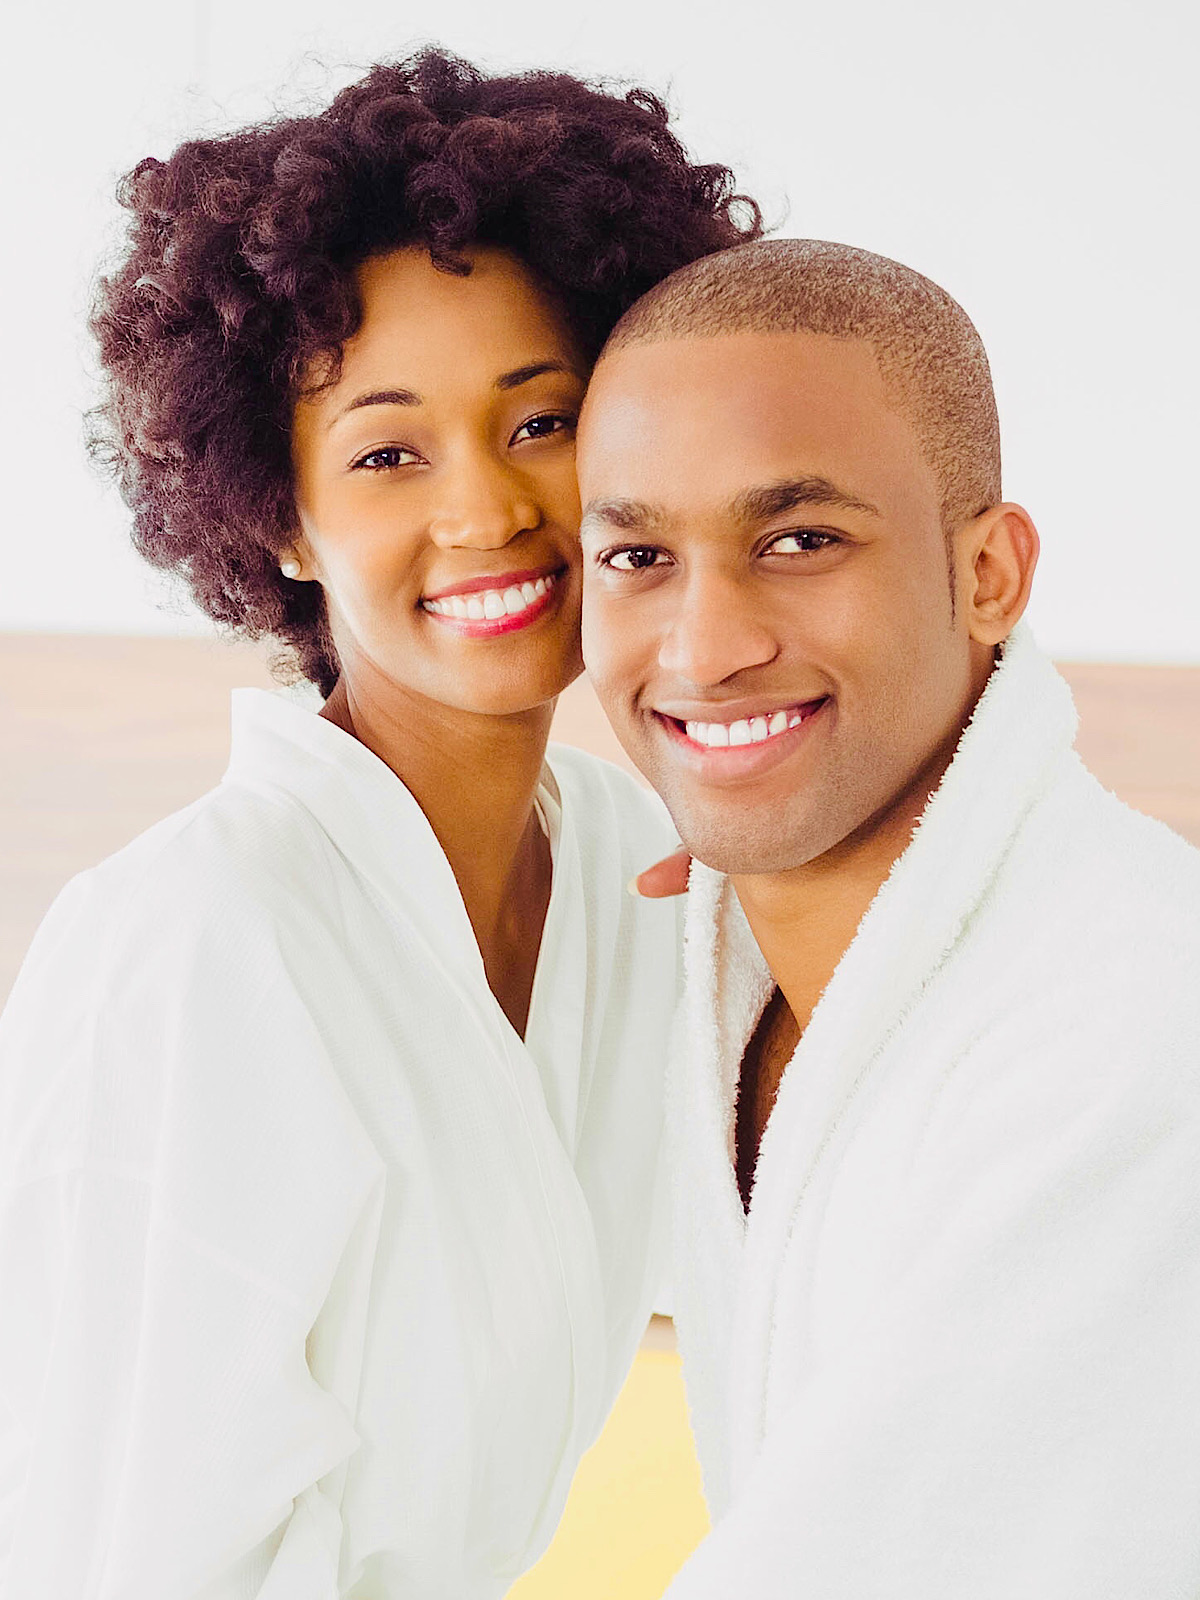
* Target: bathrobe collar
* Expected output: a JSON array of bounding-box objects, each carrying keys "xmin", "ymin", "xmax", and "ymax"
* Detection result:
[
  {"xmin": 222, "ymin": 689, "xmax": 607, "ymax": 1479},
  {"xmin": 682, "ymin": 622, "xmax": 1080, "ymax": 1485},
  {"xmin": 227, "ymin": 695, "xmax": 543, "ymax": 1022}
]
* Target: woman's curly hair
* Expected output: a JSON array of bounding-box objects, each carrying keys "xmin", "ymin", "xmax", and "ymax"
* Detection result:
[{"xmin": 89, "ymin": 48, "xmax": 762, "ymax": 693}]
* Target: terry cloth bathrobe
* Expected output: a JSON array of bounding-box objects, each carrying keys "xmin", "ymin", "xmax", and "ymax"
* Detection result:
[
  {"xmin": 0, "ymin": 689, "xmax": 680, "ymax": 1600},
  {"xmin": 666, "ymin": 623, "xmax": 1200, "ymax": 1599}
]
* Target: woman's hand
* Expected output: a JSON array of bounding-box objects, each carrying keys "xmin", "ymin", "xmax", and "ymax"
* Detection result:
[{"xmin": 629, "ymin": 846, "xmax": 692, "ymax": 898}]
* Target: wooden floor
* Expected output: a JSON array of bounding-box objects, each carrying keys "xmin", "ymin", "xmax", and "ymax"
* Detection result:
[{"xmin": 1, "ymin": 631, "xmax": 1198, "ymax": 1005}]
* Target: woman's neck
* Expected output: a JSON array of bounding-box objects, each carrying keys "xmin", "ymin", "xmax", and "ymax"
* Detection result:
[{"xmin": 321, "ymin": 669, "xmax": 556, "ymax": 1035}]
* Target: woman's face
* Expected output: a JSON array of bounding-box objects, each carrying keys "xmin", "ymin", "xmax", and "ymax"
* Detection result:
[{"xmin": 290, "ymin": 245, "xmax": 588, "ymax": 716}]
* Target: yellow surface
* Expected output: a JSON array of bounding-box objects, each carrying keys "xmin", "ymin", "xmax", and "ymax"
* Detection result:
[{"xmin": 507, "ymin": 1348, "xmax": 709, "ymax": 1599}]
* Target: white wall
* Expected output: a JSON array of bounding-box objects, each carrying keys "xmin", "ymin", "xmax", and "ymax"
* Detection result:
[{"xmin": 2, "ymin": 0, "xmax": 1196, "ymax": 659}]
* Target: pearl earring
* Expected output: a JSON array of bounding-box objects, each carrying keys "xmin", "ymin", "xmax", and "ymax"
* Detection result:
[{"xmin": 280, "ymin": 558, "xmax": 302, "ymax": 580}]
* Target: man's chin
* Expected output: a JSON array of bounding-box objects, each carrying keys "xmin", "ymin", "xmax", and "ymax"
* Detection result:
[
  {"xmin": 690, "ymin": 846, "xmax": 801, "ymax": 877},
  {"xmin": 674, "ymin": 818, "xmax": 817, "ymax": 879}
]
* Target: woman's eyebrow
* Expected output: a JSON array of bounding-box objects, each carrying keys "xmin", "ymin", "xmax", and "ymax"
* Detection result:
[
  {"xmin": 329, "ymin": 387, "xmax": 423, "ymax": 429},
  {"xmin": 327, "ymin": 363, "xmax": 582, "ymax": 429},
  {"xmin": 495, "ymin": 360, "xmax": 586, "ymax": 390}
]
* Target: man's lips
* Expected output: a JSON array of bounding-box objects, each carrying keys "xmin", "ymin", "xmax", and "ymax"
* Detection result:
[
  {"xmin": 649, "ymin": 696, "xmax": 831, "ymax": 782},
  {"xmin": 653, "ymin": 696, "xmax": 829, "ymax": 750}
]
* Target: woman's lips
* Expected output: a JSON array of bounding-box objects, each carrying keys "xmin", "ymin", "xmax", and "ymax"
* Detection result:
[
  {"xmin": 420, "ymin": 570, "xmax": 562, "ymax": 637},
  {"xmin": 422, "ymin": 565, "xmax": 562, "ymax": 603}
]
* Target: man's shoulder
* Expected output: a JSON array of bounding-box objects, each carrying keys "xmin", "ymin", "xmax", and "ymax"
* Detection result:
[
  {"xmin": 1071, "ymin": 751, "xmax": 1200, "ymax": 870},
  {"xmin": 912, "ymin": 761, "xmax": 1200, "ymax": 1158},
  {"xmin": 1009, "ymin": 754, "xmax": 1200, "ymax": 962}
]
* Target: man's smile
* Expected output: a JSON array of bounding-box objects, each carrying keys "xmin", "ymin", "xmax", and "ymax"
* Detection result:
[{"xmin": 649, "ymin": 696, "xmax": 831, "ymax": 783}]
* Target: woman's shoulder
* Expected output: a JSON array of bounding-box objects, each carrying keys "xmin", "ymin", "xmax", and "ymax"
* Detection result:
[
  {"xmin": 545, "ymin": 744, "xmax": 683, "ymax": 974},
  {"xmin": 546, "ymin": 743, "xmax": 678, "ymax": 854},
  {"xmin": 62, "ymin": 776, "xmax": 337, "ymax": 940},
  {"xmin": 0, "ymin": 779, "xmax": 375, "ymax": 1196},
  {"xmin": 1, "ymin": 780, "xmax": 340, "ymax": 1088}
]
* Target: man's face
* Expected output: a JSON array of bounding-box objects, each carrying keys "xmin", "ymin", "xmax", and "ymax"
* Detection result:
[{"xmin": 577, "ymin": 330, "xmax": 986, "ymax": 876}]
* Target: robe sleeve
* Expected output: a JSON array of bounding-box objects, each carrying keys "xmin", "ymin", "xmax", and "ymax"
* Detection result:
[
  {"xmin": 667, "ymin": 1059, "xmax": 1200, "ymax": 1599},
  {"xmin": 0, "ymin": 857, "xmax": 385, "ymax": 1600}
]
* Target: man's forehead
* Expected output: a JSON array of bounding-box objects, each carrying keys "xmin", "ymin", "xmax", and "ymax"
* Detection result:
[
  {"xmin": 585, "ymin": 326, "xmax": 882, "ymax": 405},
  {"xmin": 579, "ymin": 329, "xmax": 892, "ymax": 471},
  {"xmin": 578, "ymin": 328, "xmax": 932, "ymax": 529}
]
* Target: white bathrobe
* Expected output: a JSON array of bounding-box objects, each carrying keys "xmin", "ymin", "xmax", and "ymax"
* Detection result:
[
  {"xmin": 666, "ymin": 624, "xmax": 1200, "ymax": 1598},
  {"xmin": 0, "ymin": 688, "xmax": 680, "ymax": 1600}
]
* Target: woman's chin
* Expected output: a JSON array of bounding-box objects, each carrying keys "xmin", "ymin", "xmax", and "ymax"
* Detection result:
[
  {"xmin": 456, "ymin": 659, "xmax": 584, "ymax": 719},
  {"xmin": 331, "ymin": 623, "xmax": 584, "ymax": 722},
  {"xmin": 427, "ymin": 631, "xmax": 584, "ymax": 719},
  {"xmin": 397, "ymin": 656, "xmax": 584, "ymax": 722}
]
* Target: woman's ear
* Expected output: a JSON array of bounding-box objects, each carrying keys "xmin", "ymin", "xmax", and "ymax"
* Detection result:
[
  {"xmin": 278, "ymin": 535, "xmax": 318, "ymax": 583},
  {"xmin": 958, "ymin": 502, "xmax": 1040, "ymax": 647}
]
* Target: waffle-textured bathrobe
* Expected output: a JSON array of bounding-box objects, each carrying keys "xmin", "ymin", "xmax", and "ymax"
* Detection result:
[
  {"xmin": 667, "ymin": 624, "xmax": 1200, "ymax": 1598},
  {"xmin": 0, "ymin": 689, "xmax": 680, "ymax": 1600}
]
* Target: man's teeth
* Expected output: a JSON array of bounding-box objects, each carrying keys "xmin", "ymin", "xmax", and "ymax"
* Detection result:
[
  {"xmin": 424, "ymin": 574, "xmax": 555, "ymax": 621},
  {"xmin": 683, "ymin": 708, "xmax": 806, "ymax": 748}
]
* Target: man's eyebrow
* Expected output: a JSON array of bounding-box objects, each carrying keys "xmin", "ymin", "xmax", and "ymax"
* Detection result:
[
  {"xmin": 579, "ymin": 478, "xmax": 879, "ymax": 541},
  {"xmin": 495, "ymin": 360, "xmax": 585, "ymax": 391},
  {"xmin": 732, "ymin": 476, "xmax": 881, "ymax": 522},
  {"xmin": 579, "ymin": 498, "xmax": 670, "ymax": 540}
]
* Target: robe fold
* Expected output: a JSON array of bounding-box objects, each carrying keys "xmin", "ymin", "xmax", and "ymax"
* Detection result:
[
  {"xmin": 666, "ymin": 623, "xmax": 1200, "ymax": 1598},
  {"xmin": 0, "ymin": 688, "xmax": 680, "ymax": 1599}
]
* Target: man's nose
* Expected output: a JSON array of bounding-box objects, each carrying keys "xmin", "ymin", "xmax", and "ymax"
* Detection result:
[
  {"xmin": 657, "ymin": 569, "xmax": 778, "ymax": 687},
  {"xmin": 427, "ymin": 454, "xmax": 542, "ymax": 550}
]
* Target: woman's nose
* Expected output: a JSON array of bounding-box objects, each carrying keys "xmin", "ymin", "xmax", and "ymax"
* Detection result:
[{"xmin": 427, "ymin": 455, "xmax": 542, "ymax": 551}]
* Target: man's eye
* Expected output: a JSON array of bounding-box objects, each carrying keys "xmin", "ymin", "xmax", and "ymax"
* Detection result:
[
  {"xmin": 766, "ymin": 530, "xmax": 840, "ymax": 554},
  {"xmin": 604, "ymin": 547, "xmax": 665, "ymax": 571},
  {"xmin": 353, "ymin": 446, "xmax": 422, "ymax": 471},
  {"xmin": 511, "ymin": 412, "xmax": 577, "ymax": 444}
]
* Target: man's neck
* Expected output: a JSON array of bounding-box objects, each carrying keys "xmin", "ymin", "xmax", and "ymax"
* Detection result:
[
  {"xmin": 731, "ymin": 646, "xmax": 1000, "ymax": 1036},
  {"xmin": 731, "ymin": 731, "xmax": 962, "ymax": 1041}
]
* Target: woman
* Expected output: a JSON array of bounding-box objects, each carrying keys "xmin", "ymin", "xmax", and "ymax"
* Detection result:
[{"xmin": 0, "ymin": 50, "xmax": 759, "ymax": 1599}]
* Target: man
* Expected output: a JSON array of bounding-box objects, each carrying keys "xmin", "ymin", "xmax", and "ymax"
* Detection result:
[{"xmin": 576, "ymin": 238, "xmax": 1200, "ymax": 1597}]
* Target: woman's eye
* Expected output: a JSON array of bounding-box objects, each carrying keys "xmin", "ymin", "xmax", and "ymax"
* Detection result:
[
  {"xmin": 766, "ymin": 529, "xmax": 840, "ymax": 555},
  {"xmin": 511, "ymin": 412, "xmax": 577, "ymax": 445},
  {"xmin": 604, "ymin": 547, "xmax": 666, "ymax": 572},
  {"xmin": 353, "ymin": 445, "xmax": 422, "ymax": 471}
]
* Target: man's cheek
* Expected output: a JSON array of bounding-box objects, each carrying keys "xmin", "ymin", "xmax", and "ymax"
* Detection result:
[
  {"xmin": 579, "ymin": 601, "xmax": 604, "ymax": 681},
  {"xmin": 580, "ymin": 600, "xmax": 621, "ymax": 692}
]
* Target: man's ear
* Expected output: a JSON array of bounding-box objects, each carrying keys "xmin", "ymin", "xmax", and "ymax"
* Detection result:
[{"xmin": 958, "ymin": 502, "xmax": 1039, "ymax": 647}]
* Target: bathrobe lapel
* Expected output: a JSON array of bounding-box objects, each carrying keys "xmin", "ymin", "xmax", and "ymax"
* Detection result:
[
  {"xmin": 676, "ymin": 625, "xmax": 1082, "ymax": 1498},
  {"xmin": 669, "ymin": 862, "xmax": 772, "ymax": 1512},
  {"xmin": 225, "ymin": 693, "xmax": 609, "ymax": 1471}
]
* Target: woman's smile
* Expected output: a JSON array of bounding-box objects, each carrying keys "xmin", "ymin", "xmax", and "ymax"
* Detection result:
[{"xmin": 420, "ymin": 565, "xmax": 567, "ymax": 637}]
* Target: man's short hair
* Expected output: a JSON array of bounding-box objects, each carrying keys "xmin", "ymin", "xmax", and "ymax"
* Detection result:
[{"xmin": 600, "ymin": 238, "xmax": 1001, "ymax": 531}]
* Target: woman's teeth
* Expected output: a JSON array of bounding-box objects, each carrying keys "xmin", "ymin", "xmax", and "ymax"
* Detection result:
[
  {"xmin": 423, "ymin": 573, "xmax": 555, "ymax": 622},
  {"xmin": 683, "ymin": 707, "xmax": 807, "ymax": 748}
]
